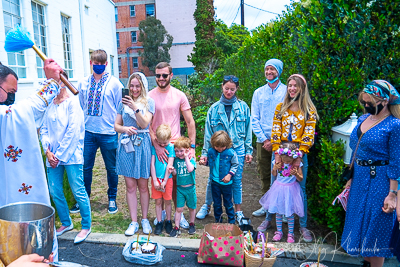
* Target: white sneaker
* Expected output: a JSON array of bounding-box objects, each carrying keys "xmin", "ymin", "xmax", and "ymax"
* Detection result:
[
  {"xmin": 125, "ymin": 221, "xmax": 139, "ymax": 236},
  {"xmin": 252, "ymin": 207, "xmax": 266, "ymax": 217},
  {"xmin": 179, "ymin": 213, "xmax": 189, "ymax": 229},
  {"xmin": 141, "ymin": 219, "xmax": 152, "ymax": 234},
  {"xmin": 153, "ymin": 210, "xmax": 166, "ymax": 225},
  {"xmin": 196, "ymin": 204, "xmax": 211, "ymax": 219},
  {"xmin": 236, "ymin": 211, "xmax": 245, "ymax": 224}
]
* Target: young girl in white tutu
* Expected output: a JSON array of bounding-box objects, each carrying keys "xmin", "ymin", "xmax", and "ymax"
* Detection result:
[{"xmin": 259, "ymin": 143, "xmax": 304, "ymax": 243}]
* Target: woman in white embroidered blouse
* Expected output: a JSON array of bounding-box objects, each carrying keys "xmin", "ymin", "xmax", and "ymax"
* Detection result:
[{"xmin": 40, "ymin": 82, "xmax": 92, "ymax": 244}]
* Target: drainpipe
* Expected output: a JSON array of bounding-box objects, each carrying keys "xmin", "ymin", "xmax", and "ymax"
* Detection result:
[{"xmin": 126, "ymin": 46, "xmax": 143, "ymax": 77}]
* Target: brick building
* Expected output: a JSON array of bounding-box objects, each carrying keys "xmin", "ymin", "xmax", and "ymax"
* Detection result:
[{"xmin": 115, "ymin": 0, "xmax": 196, "ymax": 85}]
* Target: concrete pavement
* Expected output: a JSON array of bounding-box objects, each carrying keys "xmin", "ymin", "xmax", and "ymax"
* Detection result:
[{"xmin": 58, "ymin": 231, "xmax": 399, "ymax": 266}]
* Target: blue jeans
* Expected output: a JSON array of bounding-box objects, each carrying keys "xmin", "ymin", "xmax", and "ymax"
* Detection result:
[
  {"xmin": 47, "ymin": 164, "xmax": 91, "ymax": 229},
  {"xmin": 211, "ymin": 181, "xmax": 235, "ymax": 224},
  {"xmin": 83, "ymin": 131, "xmax": 118, "ymax": 200},
  {"xmin": 266, "ymin": 154, "xmax": 309, "ymax": 228},
  {"xmin": 204, "ymin": 145, "xmax": 245, "ymax": 206}
]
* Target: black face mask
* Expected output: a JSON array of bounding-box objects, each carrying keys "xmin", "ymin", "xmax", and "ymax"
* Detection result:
[
  {"xmin": 363, "ymin": 103, "xmax": 384, "ymax": 115},
  {"xmin": 290, "ymin": 94, "xmax": 300, "ymax": 101},
  {"xmin": 0, "ymin": 86, "xmax": 15, "ymax": 105}
]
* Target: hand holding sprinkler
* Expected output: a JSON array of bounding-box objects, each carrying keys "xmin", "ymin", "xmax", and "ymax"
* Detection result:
[{"xmin": 4, "ymin": 26, "xmax": 78, "ymax": 95}]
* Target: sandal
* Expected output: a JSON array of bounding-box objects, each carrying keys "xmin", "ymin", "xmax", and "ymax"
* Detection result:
[
  {"xmin": 287, "ymin": 233, "xmax": 295, "ymax": 243},
  {"xmin": 272, "ymin": 231, "xmax": 283, "ymax": 242}
]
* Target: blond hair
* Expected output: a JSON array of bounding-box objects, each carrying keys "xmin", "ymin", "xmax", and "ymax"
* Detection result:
[
  {"xmin": 210, "ymin": 131, "xmax": 232, "ymax": 149},
  {"xmin": 280, "ymin": 75, "xmax": 319, "ymax": 120},
  {"xmin": 358, "ymin": 91, "xmax": 400, "ymax": 119},
  {"xmin": 156, "ymin": 124, "xmax": 171, "ymax": 142},
  {"xmin": 174, "ymin": 136, "xmax": 191, "ymax": 149},
  {"xmin": 126, "ymin": 73, "xmax": 148, "ymax": 109},
  {"xmin": 90, "ymin": 49, "xmax": 107, "ymax": 64}
]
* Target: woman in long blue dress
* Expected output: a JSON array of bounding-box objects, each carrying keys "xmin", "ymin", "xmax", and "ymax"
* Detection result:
[
  {"xmin": 341, "ymin": 80, "xmax": 400, "ymax": 267},
  {"xmin": 115, "ymin": 72, "xmax": 155, "ymax": 236}
]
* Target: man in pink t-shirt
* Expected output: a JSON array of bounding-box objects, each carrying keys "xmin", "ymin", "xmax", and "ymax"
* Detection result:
[
  {"xmin": 149, "ymin": 62, "xmax": 196, "ymax": 158},
  {"xmin": 149, "ymin": 62, "xmax": 196, "ymax": 229}
]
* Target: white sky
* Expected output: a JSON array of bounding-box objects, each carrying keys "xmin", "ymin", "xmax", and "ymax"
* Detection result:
[{"xmin": 214, "ymin": 0, "xmax": 296, "ymax": 30}]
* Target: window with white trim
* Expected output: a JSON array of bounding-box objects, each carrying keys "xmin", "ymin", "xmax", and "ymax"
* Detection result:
[
  {"xmin": 132, "ymin": 57, "xmax": 138, "ymax": 68},
  {"xmin": 131, "ymin": 31, "xmax": 137, "ymax": 43},
  {"xmin": 116, "ymin": 32, "xmax": 120, "ymax": 48},
  {"xmin": 130, "ymin": 5, "xmax": 135, "ymax": 17},
  {"xmin": 31, "ymin": 1, "xmax": 47, "ymax": 78},
  {"xmin": 118, "ymin": 58, "xmax": 121, "ymax": 73},
  {"xmin": 3, "ymin": 0, "xmax": 26, "ymax": 78},
  {"xmin": 61, "ymin": 15, "xmax": 73, "ymax": 78},
  {"xmin": 110, "ymin": 55, "xmax": 114, "ymax": 76}
]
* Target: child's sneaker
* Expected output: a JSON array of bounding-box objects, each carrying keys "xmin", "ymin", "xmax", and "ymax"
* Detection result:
[
  {"xmin": 257, "ymin": 220, "xmax": 272, "ymax": 232},
  {"xmin": 153, "ymin": 210, "xmax": 166, "ymax": 225},
  {"xmin": 164, "ymin": 220, "xmax": 173, "ymax": 234},
  {"xmin": 287, "ymin": 233, "xmax": 295, "ymax": 243},
  {"xmin": 272, "ymin": 231, "xmax": 283, "ymax": 242},
  {"xmin": 188, "ymin": 223, "xmax": 196, "ymax": 235},
  {"xmin": 170, "ymin": 226, "xmax": 181, "ymax": 237},
  {"xmin": 154, "ymin": 221, "xmax": 163, "ymax": 235},
  {"xmin": 235, "ymin": 211, "xmax": 245, "ymax": 224}
]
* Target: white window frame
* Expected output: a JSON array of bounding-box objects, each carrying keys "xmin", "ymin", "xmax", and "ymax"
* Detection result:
[
  {"xmin": 3, "ymin": 0, "xmax": 27, "ymax": 78},
  {"xmin": 132, "ymin": 57, "xmax": 138, "ymax": 68},
  {"xmin": 131, "ymin": 31, "xmax": 137, "ymax": 43},
  {"xmin": 31, "ymin": 1, "xmax": 47, "ymax": 78},
  {"xmin": 61, "ymin": 14, "xmax": 73, "ymax": 78},
  {"xmin": 130, "ymin": 5, "xmax": 135, "ymax": 17}
]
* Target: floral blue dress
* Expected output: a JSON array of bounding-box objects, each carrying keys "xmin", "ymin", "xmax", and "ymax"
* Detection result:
[{"xmin": 341, "ymin": 114, "xmax": 400, "ymax": 258}]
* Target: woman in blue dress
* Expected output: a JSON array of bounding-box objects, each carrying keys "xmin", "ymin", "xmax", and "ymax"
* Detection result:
[
  {"xmin": 341, "ymin": 80, "xmax": 400, "ymax": 267},
  {"xmin": 115, "ymin": 72, "xmax": 155, "ymax": 236}
]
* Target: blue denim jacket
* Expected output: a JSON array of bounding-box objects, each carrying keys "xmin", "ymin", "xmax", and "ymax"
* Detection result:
[
  {"xmin": 202, "ymin": 100, "xmax": 253, "ymax": 157},
  {"xmin": 207, "ymin": 148, "xmax": 239, "ymax": 183}
]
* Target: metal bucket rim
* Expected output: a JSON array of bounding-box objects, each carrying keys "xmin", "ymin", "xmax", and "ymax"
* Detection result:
[{"xmin": 0, "ymin": 201, "xmax": 55, "ymax": 223}]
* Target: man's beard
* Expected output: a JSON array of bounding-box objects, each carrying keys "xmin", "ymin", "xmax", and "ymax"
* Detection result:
[{"xmin": 156, "ymin": 78, "xmax": 171, "ymax": 89}]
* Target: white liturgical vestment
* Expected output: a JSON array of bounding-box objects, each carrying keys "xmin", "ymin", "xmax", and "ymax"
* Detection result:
[{"xmin": 0, "ymin": 79, "xmax": 60, "ymax": 260}]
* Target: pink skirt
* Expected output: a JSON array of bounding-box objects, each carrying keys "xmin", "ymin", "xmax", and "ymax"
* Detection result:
[{"xmin": 259, "ymin": 180, "xmax": 304, "ymax": 217}]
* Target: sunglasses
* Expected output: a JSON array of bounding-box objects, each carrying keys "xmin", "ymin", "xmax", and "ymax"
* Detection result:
[
  {"xmin": 223, "ymin": 75, "xmax": 239, "ymax": 83},
  {"xmin": 360, "ymin": 100, "xmax": 381, "ymax": 107},
  {"xmin": 155, "ymin": 74, "xmax": 169, "ymax": 79}
]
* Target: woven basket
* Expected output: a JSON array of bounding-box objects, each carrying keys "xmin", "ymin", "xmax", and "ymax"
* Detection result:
[{"xmin": 244, "ymin": 250, "xmax": 276, "ymax": 267}]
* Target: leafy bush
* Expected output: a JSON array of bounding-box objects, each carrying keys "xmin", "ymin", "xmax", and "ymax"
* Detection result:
[{"xmin": 308, "ymin": 136, "xmax": 346, "ymax": 234}]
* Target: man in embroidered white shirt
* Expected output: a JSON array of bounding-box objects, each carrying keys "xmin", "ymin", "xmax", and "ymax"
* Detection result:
[{"xmin": 74, "ymin": 49, "xmax": 123, "ymax": 214}]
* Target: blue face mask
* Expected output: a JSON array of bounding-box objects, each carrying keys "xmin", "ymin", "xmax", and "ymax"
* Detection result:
[
  {"xmin": 266, "ymin": 76, "xmax": 279, "ymax": 84},
  {"xmin": 93, "ymin": 64, "xmax": 106, "ymax": 75}
]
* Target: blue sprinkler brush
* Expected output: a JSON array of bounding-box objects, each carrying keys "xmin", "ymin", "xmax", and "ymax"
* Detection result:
[{"xmin": 4, "ymin": 26, "xmax": 78, "ymax": 95}]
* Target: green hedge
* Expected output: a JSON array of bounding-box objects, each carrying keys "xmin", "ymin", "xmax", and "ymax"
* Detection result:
[{"xmin": 197, "ymin": 0, "xmax": 400, "ymax": 234}]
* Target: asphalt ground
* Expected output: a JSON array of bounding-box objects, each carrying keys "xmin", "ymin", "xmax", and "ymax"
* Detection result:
[{"xmin": 58, "ymin": 240, "xmax": 360, "ymax": 267}]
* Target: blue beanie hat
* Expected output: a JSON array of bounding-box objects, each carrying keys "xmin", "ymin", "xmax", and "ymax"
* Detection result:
[{"xmin": 264, "ymin": 59, "xmax": 283, "ymax": 76}]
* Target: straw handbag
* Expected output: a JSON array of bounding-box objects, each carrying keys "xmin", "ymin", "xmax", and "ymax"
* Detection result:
[{"xmin": 244, "ymin": 232, "xmax": 276, "ymax": 267}]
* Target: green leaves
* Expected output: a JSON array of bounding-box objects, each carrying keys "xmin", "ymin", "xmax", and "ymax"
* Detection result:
[{"xmin": 138, "ymin": 17, "xmax": 173, "ymax": 73}]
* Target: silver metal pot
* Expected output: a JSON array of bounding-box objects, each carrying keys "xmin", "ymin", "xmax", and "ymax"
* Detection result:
[{"xmin": 0, "ymin": 202, "xmax": 55, "ymax": 265}]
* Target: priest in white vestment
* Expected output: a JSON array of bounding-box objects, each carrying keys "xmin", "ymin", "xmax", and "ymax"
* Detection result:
[{"xmin": 0, "ymin": 59, "xmax": 64, "ymax": 263}]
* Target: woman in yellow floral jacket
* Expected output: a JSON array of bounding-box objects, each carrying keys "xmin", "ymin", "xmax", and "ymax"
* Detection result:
[{"xmin": 259, "ymin": 74, "xmax": 318, "ymax": 242}]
